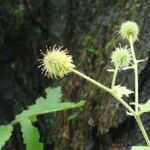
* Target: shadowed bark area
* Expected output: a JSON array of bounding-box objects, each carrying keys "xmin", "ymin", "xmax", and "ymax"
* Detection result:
[{"xmin": 0, "ymin": 0, "xmax": 150, "ymax": 149}]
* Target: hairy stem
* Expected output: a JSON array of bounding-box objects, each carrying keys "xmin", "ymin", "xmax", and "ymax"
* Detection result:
[
  {"xmin": 71, "ymin": 69, "xmax": 112, "ymax": 92},
  {"xmin": 134, "ymin": 115, "xmax": 150, "ymax": 146},
  {"xmin": 129, "ymin": 36, "xmax": 150, "ymax": 146},
  {"xmin": 129, "ymin": 36, "xmax": 139, "ymax": 113},
  {"xmin": 71, "ymin": 68, "xmax": 150, "ymax": 146},
  {"xmin": 71, "ymin": 68, "xmax": 135, "ymax": 115},
  {"xmin": 111, "ymin": 65, "xmax": 119, "ymax": 88}
]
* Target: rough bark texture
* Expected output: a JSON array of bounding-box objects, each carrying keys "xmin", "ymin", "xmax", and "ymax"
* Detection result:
[{"xmin": 0, "ymin": 0, "xmax": 150, "ymax": 150}]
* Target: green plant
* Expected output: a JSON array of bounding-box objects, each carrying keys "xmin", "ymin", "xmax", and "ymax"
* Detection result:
[
  {"xmin": 40, "ymin": 21, "xmax": 150, "ymax": 150},
  {"xmin": 0, "ymin": 87, "xmax": 85, "ymax": 150}
]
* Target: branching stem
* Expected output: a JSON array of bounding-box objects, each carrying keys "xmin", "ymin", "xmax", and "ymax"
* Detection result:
[
  {"xmin": 129, "ymin": 36, "xmax": 139, "ymax": 113},
  {"xmin": 134, "ymin": 115, "xmax": 150, "ymax": 146},
  {"xmin": 129, "ymin": 36, "xmax": 150, "ymax": 146},
  {"xmin": 111, "ymin": 65, "xmax": 119, "ymax": 88},
  {"xmin": 71, "ymin": 68, "xmax": 150, "ymax": 146},
  {"xmin": 71, "ymin": 68, "xmax": 135, "ymax": 115}
]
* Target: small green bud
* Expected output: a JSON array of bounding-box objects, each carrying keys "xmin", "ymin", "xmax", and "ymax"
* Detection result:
[
  {"xmin": 119, "ymin": 21, "xmax": 139, "ymax": 42},
  {"xmin": 38, "ymin": 45, "xmax": 75, "ymax": 78},
  {"xmin": 111, "ymin": 46, "xmax": 132, "ymax": 69}
]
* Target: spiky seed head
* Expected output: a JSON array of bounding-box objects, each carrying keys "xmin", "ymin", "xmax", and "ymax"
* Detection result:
[
  {"xmin": 38, "ymin": 45, "xmax": 75, "ymax": 78},
  {"xmin": 111, "ymin": 46, "xmax": 132, "ymax": 69},
  {"xmin": 119, "ymin": 21, "xmax": 139, "ymax": 42}
]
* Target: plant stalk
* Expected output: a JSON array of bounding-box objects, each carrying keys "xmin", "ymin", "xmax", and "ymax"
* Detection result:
[
  {"xmin": 134, "ymin": 115, "xmax": 150, "ymax": 146},
  {"xmin": 111, "ymin": 65, "xmax": 119, "ymax": 88},
  {"xmin": 71, "ymin": 68, "xmax": 135, "ymax": 115},
  {"xmin": 129, "ymin": 36, "xmax": 150, "ymax": 146},
  {"xmin": 129, "ymin": 36, "xmax": 139, "ymax": 113},
  {"xmin": 71, "ymin": 68, "xmax": 150, "ymax": 146}
]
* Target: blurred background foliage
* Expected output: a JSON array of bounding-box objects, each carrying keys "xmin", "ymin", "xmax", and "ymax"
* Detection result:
[{"xmin": 0, "ymin": 0, "xmax": 150, "ymax": 149}]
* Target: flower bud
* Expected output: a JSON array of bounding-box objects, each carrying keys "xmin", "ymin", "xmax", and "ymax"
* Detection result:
[
  {"xmin": 111, "ymin": 46, "xmax": 132, "ymax": 69},
  {"xmin": 119, "ymin": 21, "xmax": 139, "ymax": 42},
  {"xmin": 38, "ymin": 45, "xmax": 75, "ymax": 78}
]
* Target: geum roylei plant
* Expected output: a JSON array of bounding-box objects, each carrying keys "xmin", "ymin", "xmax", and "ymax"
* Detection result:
[{"xmin": 39, "ymin": 21, "xmax": 150, "ymax": 150}]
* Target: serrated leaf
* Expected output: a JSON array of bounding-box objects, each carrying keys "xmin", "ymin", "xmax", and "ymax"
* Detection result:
[
  {"xmin": 0, "ymin": 125, "xmax": 13, "ymax": 150},
  {"xmin": 139, "ymin": 101, "xmax": 150, "ymax": 113},
  {"xmin": 113, "ymin": 85, "xmax": 134, "ymax": 98},
  {"xmin": 16, "ymin": 87, "xmax": 85, "ymax": 122},
  {"xmin": 131, "ymin": 146, "xmax": 150, "ymax": 150},
  {"xmin": 36, "ymin": 87, "xmax": 61, "ymax": 104},
  {"xmin": 20, "ymin": 119, "xmax": 43, "ymax": 150}
]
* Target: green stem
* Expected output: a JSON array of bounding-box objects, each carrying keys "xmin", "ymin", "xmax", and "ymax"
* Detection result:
[
  {"xmin": 71, "ymin": 68, "xmax": 135, "ymax": 115},
  {"xmin": 111, "ymin": 65, "xmax": 119, "ymax": 88},
  {"xmin": 71, "ymin": 68, "xmax": 150, "ymax": 146},
  {"xmin": 129, "ymin": 36, "xmax": 150, "ymax": 146},
  {"xmin": 71, "ymin": 69, "xmax": 112, "ymax": 93},
  {"xmin": 129, "ymin": 36, "xmax": 139, "ymax": 113},
  {"xmin": 111, "ymin": 91, "xmax": 135, "ymax": 115},
  {"xmin": 134, "ymin": 115, "xmax": 150, "ymax": 146}
]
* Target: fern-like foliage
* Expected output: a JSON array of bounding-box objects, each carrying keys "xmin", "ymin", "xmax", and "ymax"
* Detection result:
[
  {"xmin": 0, "ymin": 87, "xmax": 85, "ymax": 150},
  {"xmin": 0, "ymin": 125, "xmax": 13, "ymax": 149},
  {"xmin": 16, "ymin": 87, "xmax": 85, "ymax": 122},
  {"xmin": 20, "ymin": 119, "xmax": 43, "ymax": 150}
]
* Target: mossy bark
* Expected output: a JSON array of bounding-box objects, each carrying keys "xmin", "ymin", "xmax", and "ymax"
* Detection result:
[{"xmin": 0, "ymin": 0, "xmax": 150, "ymax": 149}]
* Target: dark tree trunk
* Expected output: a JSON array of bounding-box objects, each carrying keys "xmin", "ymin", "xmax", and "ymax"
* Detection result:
[{"xmin": 0, "ymin": 0, "xmax": 150, "ymax": 150}]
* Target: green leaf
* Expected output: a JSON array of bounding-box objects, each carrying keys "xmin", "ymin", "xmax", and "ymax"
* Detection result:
[
  {"xmin": 20, "ymin": 119, "xmax": 43, "ymax": 150},
  {"xmin": 36, "ymin": 87, "xmax": 61, "ymax": 104},
  {"xmin": 139, "ymin": 101, "xmax": 150, "ymax": 113},
  {"xmin": 113, "ymin": 85, "xmax": 134, "ymax": 98},
  {"xmin": 29, "ymin": 115, "xmax": 37, "ymax": 122},
  {"xmin": 16, "ymin": 87, "xmax": 85, "ymax": 122},
  {"xmin": 131, "ymin": 146, "xmax": 150, "ymax": 150},
  {"xmin": 0, "ymin": 125, "xmax": 13, "ymax": 150}
]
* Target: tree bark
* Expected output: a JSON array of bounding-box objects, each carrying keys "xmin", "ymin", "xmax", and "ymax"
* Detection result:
[{"xmin": 0, "ymin": 0, "xmax": 150, "ymax": 149}]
